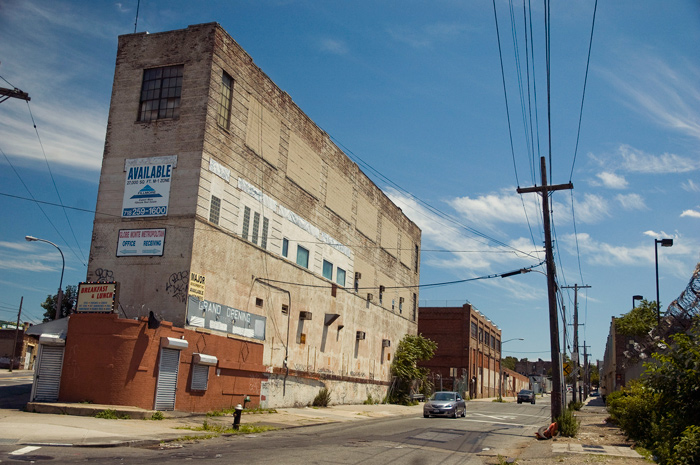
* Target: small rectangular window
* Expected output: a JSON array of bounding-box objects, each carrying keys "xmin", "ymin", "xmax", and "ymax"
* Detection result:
[
  {"xmin": 471, "ymin": 322, "xmax": 478, "ymax": 339},
  {"xmin": 217, "ymin": 72, "xmax": 233, "ymax": 129},
  {"xmin": 252, "ymin": 212, "xmax": 260, "ymax": 245},
  {"xmin": 479, "ymin": 328, "xmax": 483, "ymax": 343},
  {"xmin": 242, "ymin": 206, "xmax": 251, "ymax": 240},
  {"xmin": 139, "ymin": 65, "xmax": 183, "ymax": 122},
  {"xmin": 261, "ymin": 217, "xmax": 269, "ymax": 249},
  {"xmin": 322, "ymin": 260, "xmax": 333, "ymax": 280},
  {"xmin": 209, "ymin": 196, "xmax": 221, "ymax": 225},
  {"xmin": 282, "ymin": 238, "xmax": 289, "ymax": 257},
  {"xmin": 191, "ymin": 364, "xmax": 209, "ymax": 391},
  {"xmin": 414, "ymin": 244, "xmax": 419, "ymax": 273},
  {"xmin": 336, "ymin": 268, "xmax": 346, "ymax": 287},
  {"xmin": 412, "ymin": 293, "xmax": 417, "ymax": 321},
  {"xmin": 296, "ymin": 246, "xmax": 309, "ymax": 268}
]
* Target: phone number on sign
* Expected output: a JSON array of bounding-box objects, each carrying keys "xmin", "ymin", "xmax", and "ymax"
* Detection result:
[{"xmin": 122, "ymin": 206, "xmax": 168, "ymax": 217}]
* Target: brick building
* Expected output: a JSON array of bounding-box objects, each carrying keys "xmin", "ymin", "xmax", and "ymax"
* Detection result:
[
  {"xmin": 418, "ymin": 304, "xmax": 509, "ymax": 399},
  {"xmin": 0, "ymin": 326, "xmax": 38, "ymax": 370},
  {"xmin": 64, "ymin": 22, "xmax": 421, "ymax": 409}
]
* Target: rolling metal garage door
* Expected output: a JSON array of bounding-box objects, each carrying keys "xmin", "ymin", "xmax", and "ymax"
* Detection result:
[
  {"xmin": 33, "ymin": 345, "xmax": 64, "ymax": 402},
  {"xmin": 154, "ymin": 347, "xmax": 180, "ymax": 411}
]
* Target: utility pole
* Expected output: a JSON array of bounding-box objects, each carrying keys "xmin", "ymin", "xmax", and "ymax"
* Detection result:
[
  {"xmin": 517, "ymin": 156, "xmax": 573, "ymax": 421},
  {"xmin": 562, "ymin": 284, "xmax": 590, "ymax": 403},
  {"xmin": 0, "ymin": 87, "xmax": 30, "ymax": 104},
  {"xmin": 582, "ymin": 343, "xmax": 591, "ymax": 398},
  {"xmin": 9, "ymin": 297, "xmax": 23, "ymax": 373}
]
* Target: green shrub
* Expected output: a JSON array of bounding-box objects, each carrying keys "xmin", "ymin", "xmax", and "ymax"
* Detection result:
[
  {"xmin": 555, "ymin": 408, "xmax": 580, "ymax": 437},
  {"xmin": 605, "ymin": 382, "xmax": 659, "ymax": 445},
  {"xmin": 150, "ymin": 411, "xmax": 164, "ymax": 420},
  {"xmin": 568, "ymin": 401, "xmax": 583, "ymax": 411},
  {"xmin": 95, "ymin": 409, "xmax": 129, "ymax": 420},
  {"xmin": 668, "ymin": 425, "xmax": 700, "ymax": 465},
  {"xmin": 312, "ymin": 387, "xmax": 332, "ymax": 407},
  {"xmin": 363, "ymin": 394, "xmax": 378, "ymax": 405}
]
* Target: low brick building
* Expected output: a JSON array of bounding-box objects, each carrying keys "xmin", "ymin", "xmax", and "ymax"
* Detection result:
[{"xmin": 418, "ymin": 303, "xmax": 505, "ymax": 399}]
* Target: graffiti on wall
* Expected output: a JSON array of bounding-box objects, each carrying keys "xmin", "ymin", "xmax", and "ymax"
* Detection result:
[{"xmin": 166, "ymin": 271, "xmax": 189, "ymax": 302}]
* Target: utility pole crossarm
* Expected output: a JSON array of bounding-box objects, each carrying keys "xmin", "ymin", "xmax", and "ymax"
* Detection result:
[
  {"xmin": 517, "ymin": 182, "xmax": 573, "ymax": 195},
  {"xmin": 0, "ymin": 87, "xmax": 31, "ymax": 103}
]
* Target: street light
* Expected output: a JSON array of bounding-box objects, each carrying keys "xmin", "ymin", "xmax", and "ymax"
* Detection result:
[
  {"xmin": 499, "ymin": 337, "xmax": 524, "ymax": 400},
  {"xmin": 654, "ymin": 238, "xmax": 673, "ymax": 327},
  {"xmin": 632, "ymin": 295, "xmax": 643, "ymax": 310},
  {"xmin": 25, "ymin": 236, "xmax": 65, "ymax": 320}
]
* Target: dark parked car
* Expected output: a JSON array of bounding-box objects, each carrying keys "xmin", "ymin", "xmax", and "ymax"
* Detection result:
[
  {"xmin": 423, "ymin": 391, "xmax": 466, "ymax": 418},
  {"xmin": 517, "ymin": 389, "xmax": 536, "ymax": 404}
]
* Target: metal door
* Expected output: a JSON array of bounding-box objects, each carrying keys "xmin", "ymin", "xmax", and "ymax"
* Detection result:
[
  {"xmin": 154, "ymin": 347, "xmax": 180, "ymax": 411},
  {"xmin": 32, "ymin": 345, "xmax": 64, "ymax": 402}
]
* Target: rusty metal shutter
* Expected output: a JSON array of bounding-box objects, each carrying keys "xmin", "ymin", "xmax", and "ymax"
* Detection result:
[
  {"xmin": 154, "ymin": 348, "xmax": 180, "ymax": 411},
  {"xmin": 33, "ymin": 345, "xmax": 64, "ymax": 402}
]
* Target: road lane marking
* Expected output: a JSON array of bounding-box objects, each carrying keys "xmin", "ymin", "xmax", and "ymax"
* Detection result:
[
  {"xmin": 10, "ymin": 446, "xmax": 41, "ymax": 455},
  {"xmin": 463, "ymin": 419, "xmax": 541, "ymax": 427}
]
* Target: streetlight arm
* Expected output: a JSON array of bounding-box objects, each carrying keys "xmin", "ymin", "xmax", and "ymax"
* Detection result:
[{"xmin": 25, "ymin": 235, "xmax": 66, "ymax": 319}]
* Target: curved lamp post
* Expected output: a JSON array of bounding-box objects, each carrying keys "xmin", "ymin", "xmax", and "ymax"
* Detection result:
[
  {"xmin": 654, "ymin": 238, "xmax": 673, "ymax": 327},
  {"xmin": 25, "ymin": 236, "xmax": 65, "ymax": 320},
  {"xmin": 499, "ymin": 337, "xmax": 524, "ymax": 399},
  {"xmin": 632, "ymin": 295, "xmax": 643, "ymax": 310}
]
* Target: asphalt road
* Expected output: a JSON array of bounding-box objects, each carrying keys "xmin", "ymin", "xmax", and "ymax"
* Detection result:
[
  {"xmin": 0, "ymin": 400, "xmax": 550, "ymax": 464},
  {"xmin": 0, "ymin": 371, "xmax": 33, "ymax": 410}
]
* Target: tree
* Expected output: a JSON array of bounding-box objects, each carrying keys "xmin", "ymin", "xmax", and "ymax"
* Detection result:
[
  {"xmin": 40, "ymin": 285, "xmax": 78, "ymax": 321},
  {"xmin": 502, "ymin": 356, "xmax": 518, "ymax": 371},
  {"xmin": 615, "ymin": 299, "xmax": 657, "ymax": 337},
  {"xmin": 388, "ymin": 333, "xmax": 437, "ymax": 404}
]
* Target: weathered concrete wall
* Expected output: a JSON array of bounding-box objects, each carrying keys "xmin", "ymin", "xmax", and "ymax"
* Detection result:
[{"xmin": 88, "ymin": 23, "xmax": 421, "ymax": 407}]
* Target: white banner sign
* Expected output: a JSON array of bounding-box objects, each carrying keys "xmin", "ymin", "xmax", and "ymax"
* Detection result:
[
  {"xmin": 122, "ymin": 157, "xmax": 176, "ymax": 218},
  {"xmin": 117, "ymin": 229, "xmax": 166, "ymax": 256}
]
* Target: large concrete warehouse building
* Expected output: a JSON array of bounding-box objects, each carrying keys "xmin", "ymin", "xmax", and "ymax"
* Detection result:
[{"xmin": 82, "ymin": 22, "xmax": 421, "ymax": 408}]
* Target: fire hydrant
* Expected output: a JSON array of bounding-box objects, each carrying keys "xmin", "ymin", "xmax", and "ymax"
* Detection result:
[{"xmin": 233, "ymin": 404, "xmax": 243, "ymax": 430}]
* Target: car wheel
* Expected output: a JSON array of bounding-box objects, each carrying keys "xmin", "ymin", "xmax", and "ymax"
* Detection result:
[
  {"xmin": 461, "ymin": 407, "xmax": 466, "ymax": 417},
  {"xmin": 532, "ymin": 400, "xmax": 536, "ymax": 404},
  {"xmin": 424, "ymin": 414, "xmax": 430, "ymax": 418},
  {"xmin": 452, "ymin": 410, "xmax": 457, "ymax": 418},
  {"xmin": 517, "ymin": 400, "xmax": 521, "ymax": 404}
]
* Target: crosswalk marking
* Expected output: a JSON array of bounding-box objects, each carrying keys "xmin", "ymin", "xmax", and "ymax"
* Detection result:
[{"xmin": 10, "ymin": 446, "xmax": 41, "ymax": 455}]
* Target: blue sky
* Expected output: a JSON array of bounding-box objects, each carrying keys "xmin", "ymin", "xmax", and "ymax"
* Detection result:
[{"xmin": 1, "ymin": 1, "xmax": 698, "ymax": 363}]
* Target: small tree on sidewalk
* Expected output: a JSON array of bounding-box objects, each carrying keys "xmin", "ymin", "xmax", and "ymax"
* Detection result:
[{"xmin": 388, "ymin": 334, "xmax": 437, "ymax": 404}]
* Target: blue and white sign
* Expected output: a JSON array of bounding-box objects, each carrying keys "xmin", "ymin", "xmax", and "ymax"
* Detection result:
[
  {"xmin": 122, "ymin": 156, "xmax": 177, "ymax": 218},
  {"xmin": 117, "ymin": 228, "xmax": 166, "ymax": 256},
  {"xmin": 186, "ymin": 296, "xmax": 266, "ymax": 341}
]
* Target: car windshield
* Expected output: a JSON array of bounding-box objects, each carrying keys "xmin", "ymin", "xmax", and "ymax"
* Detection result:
[
  {"xmin": 519, "ymin": 390, "xmax": 532, "ymax": 395},
  {"xmin": 432, "ymin": 392, "xmax": 456, "ymax": 401}
]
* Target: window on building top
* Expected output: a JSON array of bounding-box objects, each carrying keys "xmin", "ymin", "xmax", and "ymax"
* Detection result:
[
  {"xmin": 479, "ymin": 328, "xmax": 483, "ymax": 343},
  {"xmin": 412, "ymin": 293, "xmax": 417, "ymax": 321},
  {"xmin": 282, "ymin": 238, "xmax": 289, "ymax": 257},
  {"xmin": 296, "ymin": 246, "xmax": 309, "ymax": 268},
  {"xmin": 322, "ymin": 260, "xmax": 333, "ymax": 280},
  {"xmin": 139, "ymin": 65, "xmax": 183, "ymax": 122},
  {"xmin": 336, "ymin": 268, "xmax": 346, "ymax": 287},
  {"xmin": 209, "ymin": 196, "xmax": 221, "ymax": 225},
  {"xmin": 242, "ymin": 206, "xmax": 251, "ymax": 240},
  {"xmin": 217, "ymin": 72, "xmax": 233, "ymax": 129},
  {"xmin": 471, "ymin": 322, "xmax": 478, "ymax": 339},
  {"xmin": 252, "ymin": 212, "xmax": 260, "ymax": 245},
  {"xmin": 261, "ymin": 217, "xmax": 269, "ymax": 249}
]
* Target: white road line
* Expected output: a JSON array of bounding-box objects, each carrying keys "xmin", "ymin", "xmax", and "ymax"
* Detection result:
[
  {"xmin": 10, "ymin": 446, "xmax": 41, "ymax": 455},
  {"xmin": 463, "ymin": 418, "xmax": 541, "ymax": 427}
]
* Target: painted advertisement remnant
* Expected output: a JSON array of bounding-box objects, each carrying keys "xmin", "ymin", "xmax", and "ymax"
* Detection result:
[
  {"xmin": 186, "ymin": 296, "xmax": 266, "ymax": 340},
  {"xmin": 116, "ymin": 229, "xmax": 166, "ymax": 256},
  {"xmin": 122, "ymin": 156, "xmax": 177, "ymax": 218}
]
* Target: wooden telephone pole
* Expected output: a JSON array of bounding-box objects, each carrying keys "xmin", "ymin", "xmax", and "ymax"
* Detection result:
[
  {"xmin": 0, "ymin": 87, "xmax": 30, "ymax": 104},
  {"xmin": 562, "ymin": 284, "xmax": 591, "ymax": 403},
  {"xmin": 517, "ymin": 156, "xmax": 573, "ymax": 421}
]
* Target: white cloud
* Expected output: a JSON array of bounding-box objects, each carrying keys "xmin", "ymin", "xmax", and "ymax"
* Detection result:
[
  {"xmin": 618, "ymin": 145, "xmax": 700, "ymax": 174},
  {"xmin": 387, "ymin": 22, "xmax": 467, "ymax": 49},
  {"xmin": 319, "ymin": 38, "xmax": 349, "ymax": 55},
  {"xmin": 603, "ymin": 53, "xmax": 700, "ymax": 142},
  {"xmin": 616, "ymin": 193, "xmax": 646, "ymax": 210},
  {"xmin": 682, "ymin": 180, "xmax": 700, "ymax": 192},
  {"xmin": 680, "ymin": 209, "xmax": 700, "ymax": 219},
  {"xmin": 594, "ymin": 172, "xmax": 628, "ymax": 189},
  {"xmin": 571, "ymin": 193, "xmax": 611, "ymax": 224}
]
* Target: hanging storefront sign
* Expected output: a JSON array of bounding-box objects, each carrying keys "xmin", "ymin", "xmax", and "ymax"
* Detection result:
[
  {"xmin": 116, "ymin": 228, "xmax": 166, "ymax": 256},
  {"xmin": 122, "ymin": 156, "xmax": 177, "ymax": 218},
  {"xmin": 75, "ymin": 282, "xmax": 119, "ymax": 313}
]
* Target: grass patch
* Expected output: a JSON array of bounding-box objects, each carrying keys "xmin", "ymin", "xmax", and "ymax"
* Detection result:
[
  {"xmin": 492, "ymin": 396, "xmax": 506, "ymax": 403},
  {"xmin": 95, "ymin": 409, "xmax": 130, "ymax": 420},
  {"xmin": 181, "ymin": 419, "xmax": 276, "ymax": 438},
  {"xmin": 149, "ymin": 411, "xmax": 165, "ymax": 420},
  {"xmin": 207, "ymin": 406, "xmax": 277, "ymax": 417},
  {"xmin": 312, "ymin": 387, "xmax": 332, "ymax": 407}
]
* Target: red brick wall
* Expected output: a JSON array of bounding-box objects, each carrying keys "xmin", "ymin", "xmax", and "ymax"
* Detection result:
[{"xmin": 60, "ymin": 313, "xmax": 266, "ymax": 412}]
